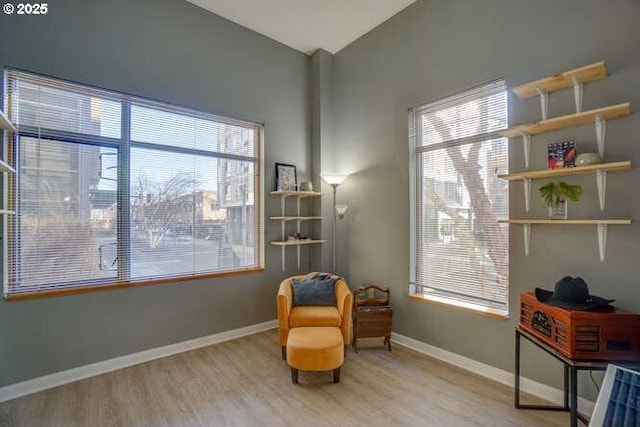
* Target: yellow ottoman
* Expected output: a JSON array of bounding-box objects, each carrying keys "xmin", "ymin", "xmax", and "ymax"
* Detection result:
[{"xmin": 286, "ymin": 326, "xmax": 344, "ymax": 384}]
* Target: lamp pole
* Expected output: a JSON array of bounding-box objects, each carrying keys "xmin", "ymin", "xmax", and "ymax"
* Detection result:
[
  {"xmin": 321, "ymin": 173, "xmax": 349, "ymax": 274},
  {"xmin": 331, "ymin": 183, "xmax": 338, "ymax": 273}
]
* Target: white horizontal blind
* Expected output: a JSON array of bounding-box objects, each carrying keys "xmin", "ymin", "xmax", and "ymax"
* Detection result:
[
  {"xmin": 409, "ymin": 80, "xmax": 509, "ymax": 314},
  {"xmin": 4, "ymin": 70, "xmax": 263, "ymax": 296}
]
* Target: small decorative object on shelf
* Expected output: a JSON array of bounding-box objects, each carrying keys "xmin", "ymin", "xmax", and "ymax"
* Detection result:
[
  {"xmin": 539, "ymin": 181, "xmax": 582, "ymax": 219},
  {"xmin": 547, "ymin": 141, "xmax": 575, "ymax": 169},
  {"xmin": 352, "ymin": 285, "xmax": 392, "ymax": 352},
  {"xmin": 575, "ymin": 152, "xmax": 602, "ymax": 166},
  {"xmin": 287, "ymin": 232, "xmax": 309, "ymax": 242},
  {"xmin": 298, "ymin": 181, "xmax": 313, "ymax": 192},
  {"xmin": 275, "ymin": 162, "xmax": 297, "ymax": 191}
]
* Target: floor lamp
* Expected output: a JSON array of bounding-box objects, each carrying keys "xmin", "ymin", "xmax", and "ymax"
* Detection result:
[{"xmin": 321, "ymin": 173, "xmax": 349, "ymax": 273}]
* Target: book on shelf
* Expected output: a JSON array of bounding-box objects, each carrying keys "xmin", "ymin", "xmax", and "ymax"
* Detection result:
[{"xmin": 547, "ymin": 140, "xmax": 575, "ymax": 169}]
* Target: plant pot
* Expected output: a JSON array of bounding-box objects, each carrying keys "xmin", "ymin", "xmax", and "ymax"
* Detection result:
[{"xmin": 548, "ymin": 199, "xmax": 568, "ymax": 219}]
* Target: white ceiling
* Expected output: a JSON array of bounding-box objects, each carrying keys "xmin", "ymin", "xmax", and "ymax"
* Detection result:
[{"xmin": 186, "ymin": 0, "xmax": 416, "ymax": 55}]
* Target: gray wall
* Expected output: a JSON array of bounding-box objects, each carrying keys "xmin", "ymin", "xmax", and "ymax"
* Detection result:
[
  {"xmin": 0, "ymin": 0, "xmax": 314, "ymax": 386},
  {"xmin": 2, "ymin": 0, "xmax": 639, "ymax": 399},
  {"xmin": 331, "ymin": 0, "xmax": 640, "ymax": 396}
]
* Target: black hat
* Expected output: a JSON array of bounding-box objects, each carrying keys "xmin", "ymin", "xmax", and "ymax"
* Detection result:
[{"xmin": 535, "ymin": 276, "xmax": 614, "ymax": 311}]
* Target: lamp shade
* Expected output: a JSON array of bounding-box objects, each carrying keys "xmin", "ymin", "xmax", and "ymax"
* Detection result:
[
  {"xmin": 335, "ymin": 204, "xmax": 349, "ymax": 219},
  {"xmin": 321, "ymin": 173, "xmax": 349, "ymax": 186}
]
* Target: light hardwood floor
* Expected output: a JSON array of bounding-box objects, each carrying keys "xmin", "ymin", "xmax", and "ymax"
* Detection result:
[{"xmin": 0, "ymin": 329, "xmax": 568, "ymax": 427}]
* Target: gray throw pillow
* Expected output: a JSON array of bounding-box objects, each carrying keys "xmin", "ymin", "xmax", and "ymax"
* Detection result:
[{"xmin": 292, "ymin": 277, "xmax": 336, "ymax": 306}]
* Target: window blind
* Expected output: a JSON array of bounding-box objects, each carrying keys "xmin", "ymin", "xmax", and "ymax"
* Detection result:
[
  {"xmin": 409, "ymin": 80, "xmax": 509, "ymax": 315},
  {"xmin": 4, "ymin": 70, "xmax": 263, "ymax": 297}
]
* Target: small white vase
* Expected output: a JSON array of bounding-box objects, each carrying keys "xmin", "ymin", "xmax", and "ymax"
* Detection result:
[
  {"xmin": 576, "ymin": 152, "xmax": 602, "ymax": 166},
  {"xmin": 548, "ymin": 199, "xmax": 568, "ymax": 219}
]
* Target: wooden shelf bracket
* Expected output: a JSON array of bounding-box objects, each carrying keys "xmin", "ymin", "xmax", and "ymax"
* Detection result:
[
  {"xmin": 536, "ymin": 87, "xmax": 549, "ymax": 120},
  {"xmin": 595, "ymin": 114, "xmax": 606, "ymax": 158},
  {"xmin": 572, "ymin": 76, "xmax": 583, "ymax": 113}
]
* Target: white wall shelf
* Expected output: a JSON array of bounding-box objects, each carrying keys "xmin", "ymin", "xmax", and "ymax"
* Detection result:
[{"xmin": 270, "ymin": 190, "xmax": 323, "ymax": 270}]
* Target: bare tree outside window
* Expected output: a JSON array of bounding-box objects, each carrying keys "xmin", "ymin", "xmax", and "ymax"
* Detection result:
[{"xmin": 131, "ymin": 172, "xmax": 199, "ymax": 249}]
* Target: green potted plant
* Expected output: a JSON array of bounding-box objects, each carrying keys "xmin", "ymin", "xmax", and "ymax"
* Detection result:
[{"xmin": 539, "ymin": 181, "xmax": 582, "ymax": 219}]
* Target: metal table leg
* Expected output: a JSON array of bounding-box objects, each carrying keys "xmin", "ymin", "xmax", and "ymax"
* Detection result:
[
  {"xmin": 570, "ymin": 366, "xmax": 578, "ymax": 427},
  {"xmin": 564, "ymin": 364, "xmax": 570, "ymax": 410},
  {"xmin": 515, "ymin": 328, "xmax": 521, "ymax": 408}
]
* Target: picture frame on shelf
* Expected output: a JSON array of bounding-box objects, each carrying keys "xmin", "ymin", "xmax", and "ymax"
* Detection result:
[{"xmin": 275, "ymin": 162, "xmax": 297, "ymax": 191}]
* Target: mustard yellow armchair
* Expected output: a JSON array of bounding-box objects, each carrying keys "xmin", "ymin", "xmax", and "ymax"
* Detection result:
[{"xmin": 277, "ymin": 275, "xmax": 353, "ymax": 359}]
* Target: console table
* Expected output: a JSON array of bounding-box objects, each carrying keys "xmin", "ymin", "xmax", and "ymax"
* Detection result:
[
  {"xmin": 515, "ymin": 326, "xmax": 640, "ymax": 427},
  {"xmin": 352, "ymin": 285, "xmax": 392, "ymax": 352}
]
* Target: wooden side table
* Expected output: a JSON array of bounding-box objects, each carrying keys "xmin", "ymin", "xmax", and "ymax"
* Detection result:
[{"xmin": 352, "ymin": 285, "xmax": 392, "ymax": 352}]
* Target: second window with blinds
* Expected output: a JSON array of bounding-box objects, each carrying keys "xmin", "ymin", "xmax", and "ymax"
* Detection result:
[{"xmin": 409, "ymin": 80, "xmax": 509, "ymax": 318}]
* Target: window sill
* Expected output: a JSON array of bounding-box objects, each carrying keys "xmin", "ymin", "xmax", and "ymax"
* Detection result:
[
  {"xmin": 409, "ymin": 292, "xmax": 509, "ymax": 320},
  {"xmin": 5, "ymin": 267, "xmax": 265, "ymax": 301}
]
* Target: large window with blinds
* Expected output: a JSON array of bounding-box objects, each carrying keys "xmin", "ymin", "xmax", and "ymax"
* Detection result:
[
  {"xmin": 409, "ymin": 80, "xmax": 509, "ymax": 317},
  {"xmin": 3, "ymin": 70, "xmax": 263, "ymax": 299}
]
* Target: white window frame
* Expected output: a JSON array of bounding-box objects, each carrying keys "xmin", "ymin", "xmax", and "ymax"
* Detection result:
[{"xmin": 409, "ymin": 79, "xmax": 509, "ymax": 318}]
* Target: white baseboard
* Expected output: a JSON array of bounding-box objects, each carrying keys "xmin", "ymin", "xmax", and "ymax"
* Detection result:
[
  {"xmin": 0, "ymin": 321, "xmax": 596, "ymax": 416},
  {"xmin": 390, "ymin": 332, "xmax": 595, "ymax": 415},
  {"xmin": 0, "ymin": 319, "xmax": 278, "ymax": 403}
]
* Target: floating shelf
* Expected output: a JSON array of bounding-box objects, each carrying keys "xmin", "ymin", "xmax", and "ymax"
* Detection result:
[
  {"xmin": 501, "ymin": 103, "xmax": 630, "ymax": 138},
  {"xmin": 0, "ymin": 209, "xmax": 15, "ymax": 215},
  {"xmin": 513, "ymin": 61, "xmax": 607, "ymax": 99},
  {"xmin": 0, "ymin": 109, "xmax": 15, "ymax": 132},
  {"xmin": 499, "ymin": 218, "xmax": 631, "ymax": 261}
]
